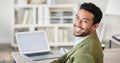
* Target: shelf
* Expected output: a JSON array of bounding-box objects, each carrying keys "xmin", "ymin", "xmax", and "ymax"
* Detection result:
[
  {"xmin": 35, "ymin": 24, "xmax": 73, "ymax": 27},
  {"xmin": 11, "ymin": 41, "xmax": 74, "ymax": 48},
  {"xmin": 49, "ymin": 42, "xmax": 74, "ymax": 46},
  {"xmin": 56, "ymin": 42, "xmax": 74, "ymax": 46},
  {"xmin": 56, "ymin": 24, "xmax": 73, "ymax": 27},
  {"xmin": 11, "ymin": 1, "xmax": 78, "ymax": 48},
  {"xmin": 11, "ymin": 43, "xmax": 18, "ymax": 48},
  {"xmin": 14, "ymin": 4, "xmax": 46, "ymax": 8},
  {"xmin": 44, "ymin": 4, "xmax": 77, "ymax": 25},
  {"xmin": 14, "ymin": 24, "xmax": 32, "ymax": 28}
]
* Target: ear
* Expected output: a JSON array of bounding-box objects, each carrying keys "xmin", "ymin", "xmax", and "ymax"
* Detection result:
[{"xmin": 92, "ymin": 23, "xmax": 99, "ymax": 31}]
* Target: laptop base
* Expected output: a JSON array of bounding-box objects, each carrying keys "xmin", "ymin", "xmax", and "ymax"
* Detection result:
[{"xmin": 21, "ymin": 51, "xmax": 62, "ymax": 61}]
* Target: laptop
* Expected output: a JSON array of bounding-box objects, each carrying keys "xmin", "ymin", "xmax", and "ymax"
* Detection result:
[{"xmin": 15, "ymin": 31, "xmax": 62, "ymax": 61}]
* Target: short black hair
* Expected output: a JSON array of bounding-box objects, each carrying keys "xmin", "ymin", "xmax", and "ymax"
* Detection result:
[{"xmin": 80, "ymin": 2, "xmax": 103, "ymax": 25}]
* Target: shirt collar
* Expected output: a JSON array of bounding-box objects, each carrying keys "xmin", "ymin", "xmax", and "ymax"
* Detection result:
[{"xmin": 74, "ymin": 36, "xmax": 90, "ymax": 47}]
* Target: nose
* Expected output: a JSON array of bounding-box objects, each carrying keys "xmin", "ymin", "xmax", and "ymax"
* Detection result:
[{"xmin": 74, "ymin": 19, "xmax": 82, "ymax": 26}]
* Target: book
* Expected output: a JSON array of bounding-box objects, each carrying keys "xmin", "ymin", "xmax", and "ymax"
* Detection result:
[
  {"xmin": 38, "ymin": 7, "xmax": 44, "ymax": 24},
  {"xmin": 47, "ymin": 0, "xmax": 56, "ymax": 4},
  {"xmin": 30, "ymin": 0, "xmax": 46, "ymax": 4},
  {"xmin": 63, "ymin": 28, "xmax": 68, "ymax": 42},
  {"xmin": 16, "ymin": 0, "xmax": 27, "ymax": 4},
  {"xmin": 15, "ymin": 28, "xmax": 29, "ymax": 32},
  {"xmin": 26, "ymin": 9, "xmax": 33, "ymax": 24},
  {"xmin": 15, "ymin": 8, "xmax": 24, "ymax": 24},
  {"xmin": 58, "ymin": 28, "xmax": 68, "ymax": 43},
  {"xmin": 45, "ymin": 28, "xmax": 54, "ymax": 43},
  {"xmin": 35, "ymin": 27, "xmax": 54, "ymax": 43},
  {"xmin": 59, "ymin": 28, "xmax": 64, "ymax": 42},
  {"xmin": 22, "ymin": 9, "xmax": 29, "ymax": 24}
]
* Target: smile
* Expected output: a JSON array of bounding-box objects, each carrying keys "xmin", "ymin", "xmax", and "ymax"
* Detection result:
[{"xmin": 74, "ymin": 25, "xmax": 83, "ymax": 33}]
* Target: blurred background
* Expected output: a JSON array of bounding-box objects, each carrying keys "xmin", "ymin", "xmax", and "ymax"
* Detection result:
[{"xmin": 0, "ymin": 0, "xmax": 120, "ymax": 63}]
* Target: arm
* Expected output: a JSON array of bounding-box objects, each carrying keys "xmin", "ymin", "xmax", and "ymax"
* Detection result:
[
  {"xmin": 50, "ymin": 54, "xmax": 67, "ymax": 63},
  {"xmin": 73, "ymin": 54, "xmax": 95, "ymax": 63}
]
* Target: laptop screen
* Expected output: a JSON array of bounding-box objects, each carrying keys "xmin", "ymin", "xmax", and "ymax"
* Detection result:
[{"xmin": 16, "ymin": 31, "xmax": 51, "ymax": 54}]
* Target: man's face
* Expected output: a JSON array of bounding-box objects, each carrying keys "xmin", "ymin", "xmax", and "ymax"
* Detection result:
[{"xmin": 73, "ymin": 9, "xmax": 95, "ymax": 37}]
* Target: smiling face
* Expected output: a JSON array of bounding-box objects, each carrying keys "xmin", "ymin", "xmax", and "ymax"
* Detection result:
[{"xmin": 73, "ymin": 9, "xmax": 99, "ymax": 37}]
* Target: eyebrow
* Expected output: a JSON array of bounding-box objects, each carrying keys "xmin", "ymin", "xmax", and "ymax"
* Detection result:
[
  {"xmin": 76, "ymin": 14, "xmax": 90, "ymax": 21},
  {"xmin": 76, "ymin": 14, "xmax": 79, "ymax": 18},
  {"xmin": 82, "ymin": 18, "xmax": 90, "ymax": 21}
]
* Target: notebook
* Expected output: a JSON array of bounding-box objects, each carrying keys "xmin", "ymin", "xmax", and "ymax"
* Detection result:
[{"xmin": 15, "ymin": 31, "xmax": 62, "ymax": 61}]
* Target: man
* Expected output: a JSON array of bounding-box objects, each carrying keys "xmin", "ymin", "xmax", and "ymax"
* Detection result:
[{"xmin": 51, "ymin": 2, "xmax": 103, "ymax": 63}]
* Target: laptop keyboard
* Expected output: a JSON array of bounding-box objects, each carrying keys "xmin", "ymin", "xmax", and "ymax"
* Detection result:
[
  {"xmin": 25, "ymin": 52, "xmax": 53, "ymax": 57},
  {"xmin": 23, "ymin": 51, "xmax": 62, "ymax": 60}
]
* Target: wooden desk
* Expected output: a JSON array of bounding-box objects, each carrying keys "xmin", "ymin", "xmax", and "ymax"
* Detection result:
[{"xmin": 12, "ymin": 49, "xmax": 120, "ymax": 63}]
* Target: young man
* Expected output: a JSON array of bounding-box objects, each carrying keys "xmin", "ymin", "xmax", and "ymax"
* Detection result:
[{"xmin": 51, "ymin": 2, "xmax": 103, "ymax": 63}]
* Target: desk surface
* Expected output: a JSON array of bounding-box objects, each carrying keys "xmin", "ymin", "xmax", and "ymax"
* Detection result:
[
  {"xmin": 12, "ymin": 52, "xmax": 56, "ymax": 63},
  {"xmin": 12, "ymin": 48, "xmax": 120, "ymax": 63}
]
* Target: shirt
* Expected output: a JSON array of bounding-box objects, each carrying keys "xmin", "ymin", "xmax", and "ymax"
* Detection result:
[{"xmin": 74, "ymin": 36, "xmax": 90, "ymax": 47}]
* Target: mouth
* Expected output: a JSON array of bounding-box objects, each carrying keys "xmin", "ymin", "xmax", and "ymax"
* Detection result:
[{"xmin": 74, "ymin": 24, "xmax": 83, "ymax": 33}]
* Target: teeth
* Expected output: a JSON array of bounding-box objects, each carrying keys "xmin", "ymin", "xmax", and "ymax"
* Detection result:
[
  {"xmin": 76, "ymin": 27, "xmax": 81, "ymax": 30},
  {"xmin": 75, "ymin": 27, "xmax": 81, "ymax": 32}
]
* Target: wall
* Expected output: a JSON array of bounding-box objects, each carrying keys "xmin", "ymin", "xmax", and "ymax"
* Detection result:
[
  {"xmin": 104, "ymin": 16, "xmax": 120, "ymax": 41},
  {"xmin": 56, "ymin": 0, "xmax": 108, "ymax": 42},
  {"xmin": 103, "ymin": 0, "xmax": 120, "ymax": 42},
  {"xmin": 0, "ymin": 0, "xmax": 12, "ymax": 44},
  {"xmin": 56, "ymin": 0, "xmax": 120, "ymax": 42},
  {"xmin": 0, "ymin": 0, "xmax": 119, "ymax": 44}
]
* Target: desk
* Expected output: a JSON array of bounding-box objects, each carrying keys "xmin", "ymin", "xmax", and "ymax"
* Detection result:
[
  {"xmin": 12, "ymin": 52, "xmax": 56, "ymax": 63},
  {"xmin": 109, "ymin": 37, "xmax": 120, "ymax": 48},
  {"xmin": 12, "ymin": 49, "xmax": 120, "ymax": 63}
]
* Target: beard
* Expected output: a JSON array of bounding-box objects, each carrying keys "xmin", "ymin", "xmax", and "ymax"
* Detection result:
[
  {"xmin": 73, "ymin": 24, "xmax": 91, "ymax": 37},
  {"xmin": 73, "ymin": 30, "xmax": 90, "ymax": 37}
]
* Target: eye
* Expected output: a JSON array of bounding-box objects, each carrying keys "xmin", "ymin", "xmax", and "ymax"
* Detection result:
[
  {"xmin": 75, "ymin": 15, "xmax": 79, "ymax": 20},
  {"xmin": 84, "ymin": 20, "xmax": 88, "ymax": 23},
  {"xmin": 82, "ymin": 19, "xmax": 89, "ymax": 23}
]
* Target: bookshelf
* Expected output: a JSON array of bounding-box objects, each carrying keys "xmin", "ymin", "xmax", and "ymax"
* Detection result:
[{"xmin": 11, "ymin": 0, "xmax": 78, "ymax": 48}]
